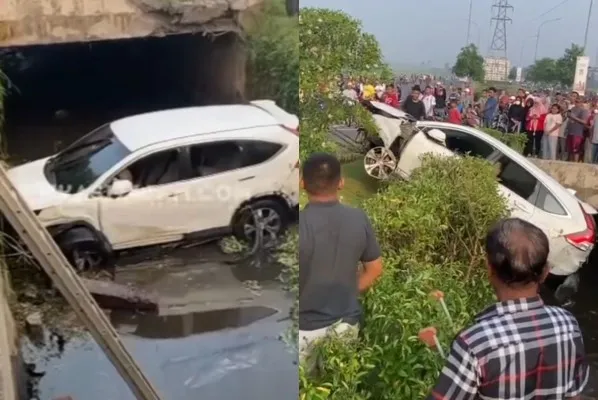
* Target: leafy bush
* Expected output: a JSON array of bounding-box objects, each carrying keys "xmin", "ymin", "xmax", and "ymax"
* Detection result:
[
  {"xmin": 480, "ymin": 127, "xmax": 527, "ymax": 154},
  {"xmin": 299, "ymin": 156, "xmax": 509, "ymax": 400},
  {"xmin": 299, "ymin": 8, "xmax": 392, "ymax": 159},
  {"xmin": 247, "ymin": 0, "xmax": 298, "ymax": 114}
]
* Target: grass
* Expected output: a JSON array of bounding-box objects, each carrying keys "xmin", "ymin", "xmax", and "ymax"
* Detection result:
[
  {"xmin": 340, "ymin": 160, "xmax": 380, "ymax": 205},
  {"xmin": 300, "ymin": 159, "xmax": 381, "ymax": 208}
]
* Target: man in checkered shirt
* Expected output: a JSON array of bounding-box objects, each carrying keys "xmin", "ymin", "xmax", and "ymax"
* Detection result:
[{"xmin": 428, "ymin": 218, "xmax": 589, "ymax": 400}]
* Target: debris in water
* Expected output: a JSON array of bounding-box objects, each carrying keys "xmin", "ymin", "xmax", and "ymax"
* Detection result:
[{"xmin": 81, "ymin": 278, "xmax": 158, "ymax": 312}]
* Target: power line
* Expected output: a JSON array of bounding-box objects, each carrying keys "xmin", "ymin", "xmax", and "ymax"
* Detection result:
[{"xmin": 525, "ymin": 0, "xmax": 571, "ymax": 23}]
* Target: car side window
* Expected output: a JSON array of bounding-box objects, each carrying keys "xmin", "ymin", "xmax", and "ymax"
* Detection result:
[
  {"xmin": 495, "ymin": 155, "xmax": 539, "ymax": 203},
  {"xmin": 189, "ymin": 141, "xmax": 244, "ymax": 178},
  {"xmin": 114, "ymin": 149, "xmax": 182, "ymax": 189},
  {"xmin": 535, "ymin": 183, "xmax": 567, "ymax": 216},
  {"xmin": 441, "ymin": 129, "xmax": 495, "ymax": 159},
  {"xmin": 238, "ymin": 140, "xmax": 283, "ymax": 167}
]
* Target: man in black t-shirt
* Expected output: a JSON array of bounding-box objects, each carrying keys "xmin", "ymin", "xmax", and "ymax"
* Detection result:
[{"xmin": 402, "ymin": 85, "xmax": 426, "ymax": 120}]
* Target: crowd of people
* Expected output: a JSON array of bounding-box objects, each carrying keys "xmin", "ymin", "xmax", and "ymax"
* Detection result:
[{"xmin": 341, "ymin": 78, "xmax": 598, "ymax": 164}]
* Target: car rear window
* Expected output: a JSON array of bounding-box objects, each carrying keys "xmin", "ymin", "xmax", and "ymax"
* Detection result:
[{"xmin": 535, "ymin": 184, "xmax": 567, "ymax": 216}]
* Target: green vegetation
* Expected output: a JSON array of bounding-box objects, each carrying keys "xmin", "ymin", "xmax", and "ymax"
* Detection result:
[
  {"xmin": 452, "ymin": 44, "xmax": 485, "ymax": 81},
  {"xmin": 526, "ymin": 44, "xmax": 584, "ymax": 85},
  {"xmin": 299, "ymin": 8, "xmax": 392, "ymax": 160},
  {"xmin": 480, "ymin": 128, "xmax": 527, "ymax": 154},
  {"xmin": 247, "ymin": 0, "xmax": 299, "ymax": 114}
]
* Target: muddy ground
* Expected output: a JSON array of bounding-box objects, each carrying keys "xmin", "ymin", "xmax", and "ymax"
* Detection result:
[{"xmin": 21, "ymin": 244, "xmax": 297, "ymax": 400}]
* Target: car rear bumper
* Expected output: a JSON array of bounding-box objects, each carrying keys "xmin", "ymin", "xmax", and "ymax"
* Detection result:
[{"xmin": 548, "ymin": 239, "xmax": 593, "ymax": 276}]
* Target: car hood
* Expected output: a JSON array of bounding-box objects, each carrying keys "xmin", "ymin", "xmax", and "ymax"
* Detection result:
[{"xmin": 7, "ymin": 157, "xmax": 70, "ymax": 210}]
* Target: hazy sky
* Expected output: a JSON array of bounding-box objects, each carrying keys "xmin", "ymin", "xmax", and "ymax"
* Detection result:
[{"xmin": 300, "ymin": 0, "xmax": 598, "ymax": 68}]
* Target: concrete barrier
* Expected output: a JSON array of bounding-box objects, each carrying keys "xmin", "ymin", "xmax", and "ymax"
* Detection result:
[{"xmin": 530, "ymin": 159, "xmax": 598, "ymax": 208}]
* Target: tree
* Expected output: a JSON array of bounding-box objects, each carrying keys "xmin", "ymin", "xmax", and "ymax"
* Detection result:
[
  {"xmin": 452, "ymin": 44, "xmax": 485, "ymax": 81},
  {"xmin": 526, "ymin": 58, "xmax": 558, "ymax": 83},
  {"xmin": 525, "ymin": 44, "xmax": 585, "ymax": 86},
  {"xmin": 555, "ymin": 44, "xmax": 584, "ymax": 86},
  {"xmin": 299, "ymin": 8, "xmax": 392, "ymax": 158},
  {"xmin": 508, "ymin": 66, "xmax": 517, "ymax": 80}
]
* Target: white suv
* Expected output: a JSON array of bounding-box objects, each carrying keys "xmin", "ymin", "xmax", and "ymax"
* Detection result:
[{"xmin": 7, "ymin": 101, "xmax": 299, "ymax": 271}]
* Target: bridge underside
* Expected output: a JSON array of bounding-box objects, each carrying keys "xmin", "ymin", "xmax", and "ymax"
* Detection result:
[{"xmin": 0, "ymin": 0, "xmax": 261, "ymax": 47}]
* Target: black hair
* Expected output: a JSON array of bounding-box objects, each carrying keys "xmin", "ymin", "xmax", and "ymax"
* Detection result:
[
  {"xmin": 551, "ymin": 103, "xmax": 562, "ymax": 112},
  {"xmin": 301, "ymin": 152, "xmax": 341, "ymax": 195},
  {"xmin": 412, "ymin": 85, "xmax": 422, "ymax": 92},
  {"xmin": 387, "ymin": 83, "xmax": 395, "ymax": 89},
  {"xmin": 485, "ymin": 218, "xmax": 549, "ymax": 286},
  {"xmin": 488, "ymin": 87, "xmax": 497, "ymax": 93}
]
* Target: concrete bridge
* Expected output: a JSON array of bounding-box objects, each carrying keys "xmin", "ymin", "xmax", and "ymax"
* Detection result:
[
  {"xmin": 531, "ymin": 159, "xmax": 598, "ymax": 209},
  {"xmin": 0, "ymin": 0, "xmax": 262, "ymax": 47}
]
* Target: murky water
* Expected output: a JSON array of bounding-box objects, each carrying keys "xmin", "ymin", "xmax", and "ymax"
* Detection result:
[{"xmin": 21, "ymin": 246, "xmax": 297, "ymax": 400}]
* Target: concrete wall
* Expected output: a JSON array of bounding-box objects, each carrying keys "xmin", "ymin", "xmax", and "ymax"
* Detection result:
[
  {"xmin": 0, "ymin": 0, "xmax": 263, "ymax": 46},
  {"xmin": 0, "ymin": 270, "xmax": 20, "ymax": 399},
  {"xmin": 530, "ymin": 159, "xmax": 598, "ymax": 208}
]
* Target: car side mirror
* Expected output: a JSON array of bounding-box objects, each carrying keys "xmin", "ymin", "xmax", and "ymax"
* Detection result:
[
  {"xmin": 427, "ymin": 128, "xmax": 447, "ymax": 144},
  {"xmin": 107, "ymin": 179, "xmax": 133, "ymax": 198}
]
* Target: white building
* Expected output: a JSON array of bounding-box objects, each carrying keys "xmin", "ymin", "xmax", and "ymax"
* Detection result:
[{"xmin": 484, "ymin": 57, "xmax": 510, "ymax": 82}]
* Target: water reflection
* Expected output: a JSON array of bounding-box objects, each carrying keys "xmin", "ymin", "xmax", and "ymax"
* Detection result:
[
  {"xmin": 23, "ymin": 305, "xmax": 297, "ymax": 400},
  {"xmin": 109, "ymin": 306, "xmax": 278, "ymax": 339}
]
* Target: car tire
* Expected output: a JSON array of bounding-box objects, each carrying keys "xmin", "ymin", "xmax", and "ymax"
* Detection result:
[
  {"xmin": 232, "ymin": 199, "xmax": 289, "ymax": 244},
  {"xmin": 60, "ymin": 238, "xmax": 106, "ymax": 273}
]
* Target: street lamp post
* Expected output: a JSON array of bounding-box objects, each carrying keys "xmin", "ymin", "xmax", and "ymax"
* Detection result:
[
  {"xmin": 584, "ymin": 0, "xmax": 594, "ymax": 52},
  {"xmin": 534, "ymin": 18, "xmax": 562, "ymax": 61},
  {"xmin": 520, "ymin": 36, "xmax": 535, "ymax": 66},
  {"xmin": 466, "ymin": 0, "xmax": 473, "ymax": 46}
]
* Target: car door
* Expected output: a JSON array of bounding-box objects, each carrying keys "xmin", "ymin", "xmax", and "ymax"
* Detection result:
[
  {"xmin": 395, "ymin": 130, "xmax": 455, "ymax": 178},
  {"xmin": 97, "ymin": 147, "xmax": 193, "ymax": 249},
  {"xmin": 396, "ymin": 126, "xmax": 496, "ymax": 178},
  {"xmin": 184, "ymin": 138, "xmax": 287, "ymax": 233}
]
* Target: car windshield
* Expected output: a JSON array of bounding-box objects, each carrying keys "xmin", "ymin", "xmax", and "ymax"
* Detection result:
[{"xmin": 44, "ymin": 124, "xmax": 131, "ymax": 194}]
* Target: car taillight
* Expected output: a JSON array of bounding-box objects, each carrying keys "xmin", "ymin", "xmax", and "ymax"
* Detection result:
[
  {"xmin": 281, "ymin": 124, "xmax": 299, "ymax": 136},
  {"xmin": 565, "ymin": 204, "xmax": 596, "ymax": 251}
]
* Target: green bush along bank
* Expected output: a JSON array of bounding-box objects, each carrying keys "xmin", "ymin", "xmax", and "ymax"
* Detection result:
[
  {"xmin": 299, "ymin": 8, "xmax": 392, "ymax": 159},
  {"xmin": 480, "ymin": 128, "xmax": 527, "ymax": 155},
  {"xmin": 300, "ymin": 156, "xmax": 510, "ymax": 400},
  {"xmin": 247, "ymin": 0, "xmax": 299, "ymax": 115}
]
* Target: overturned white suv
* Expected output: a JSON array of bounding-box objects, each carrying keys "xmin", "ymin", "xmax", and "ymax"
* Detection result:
[{"xmin": 8, "ymin": 101, "xmax": 299, "ymax": 271}]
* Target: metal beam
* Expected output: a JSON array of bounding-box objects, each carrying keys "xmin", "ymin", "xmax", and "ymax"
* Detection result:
[{"xmin": 0, "ymin": 163, "xmax": 161, "ymax": 400}]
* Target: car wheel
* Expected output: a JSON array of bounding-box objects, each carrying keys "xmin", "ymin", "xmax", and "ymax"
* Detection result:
[
  {"xmin": 364, "ymin": 146, "xmax": 397, "ymax": 180},
  {"xmin": 65, "ymin": 242, "xmax": 105, "ymax": 273},
  {"xmin": 233, "ymin": 199, "xmax": 289, "ymax": 245}
]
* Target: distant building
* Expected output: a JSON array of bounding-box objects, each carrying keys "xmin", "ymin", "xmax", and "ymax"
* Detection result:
[{"xmin": 484, "ymin": 57, "xmax": 510, "ymax": 82}]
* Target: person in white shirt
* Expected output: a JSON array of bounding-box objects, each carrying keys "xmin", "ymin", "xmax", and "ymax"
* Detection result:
[
  {"xmin": 422, "ymin": 86, "xmax": 436, "ymax": 119},
  {"xmin": 374, "ymin": 82, "xmax": 386, "ymax": 100},
  {"xmin": 543, "ymin": 104, "xmax": 564, "ymax": 160}
]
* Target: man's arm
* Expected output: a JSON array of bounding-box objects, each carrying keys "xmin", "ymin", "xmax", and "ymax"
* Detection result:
[
  {"xmin": 427, "ymin": 336, "xmax": 479, "ymax": 400},
  {"xmin": 358, "ymin": 213, "xmax": 382, "ymax": 293}
]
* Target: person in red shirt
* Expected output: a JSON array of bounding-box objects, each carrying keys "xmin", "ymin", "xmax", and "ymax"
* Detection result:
[
  {"xmin": 447, "ymin": 100, "xmax": 462, "ymax": 124},
  {"xmin": 383, "ymin": 84, "xmax": 400, "ymax": 108}
]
